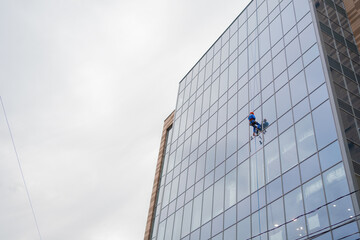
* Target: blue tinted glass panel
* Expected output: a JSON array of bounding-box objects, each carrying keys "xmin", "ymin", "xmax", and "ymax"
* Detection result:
[
  {"xmin": 295, "ymin": 114, "xmax": 317, "ymax": 161},
  {"xmin": 224, "ymin": 205, "xmax": 237, "ymax": 229},
  {"xmin": 281, "ymin": 2, "xmax": 296, "ymax": 34},
  {"xmin": 300, "ymin": 154, "xmax": 320, "ymax": 183},
  {"xmin": 286, "ymin": 37, "xmax": 301, "ymax": 66},
  {"xmin": 265, "ymin": 138, "xmax": 281, "ymax": 182},
  {"xmin": 250, "ymin": 150, "xmax": 265, "ymax": 192},
  {"xmin": 290, "ymin": 71, "xmax": 307, "ymax": 105},
  {"xmin": 276, "ymin": 84, "xmax": 291, "ymax": 117},
  {"xmin": 223, "ymin": 225, "xmax": 236, "ymax": 240},
  {"xmin": 309, "ymin": 84, "xmax": 328, "ymax": 110},
  {"xmin": 266, "ymin": 177, "xmax": 282, "ymax": 203},
  {"xmin": 319, "ymin": 141, "xmax": 342, "ymax": 171},
  {"xmin": 312, "ymin": 101, "xmax": 338, "ymax": 150},
  {"xmin": 237, "ymin": 197, "xmax": 250, "ymax": 220},
  {"xmin": 283, "ymin": 166, "xmax": 301, "ymax": 193},
  {"xmin": 270, "ymin": 15, "xmax": 283, "ymax": 46},
  {"xmin": 303, "ymin": 176, "xmax": 329, "ymax": 234},
  {"xmin": 267, "ymin": 198, "xmax": 285, "ymax": 239},
  {"xmin": 273, "ymin": 51, "xmax": 287, "ymax": 78},
  {"xmin": 237, "ymin": 217, "xmax": 251, "ymax": 239},
  {"xmin": 305, "ymin": 57, "xmax": 325, "ymax": 93},
  {"xmin": 299, "ymin": 24, "xmax": 316, "ymax": 54},
  {"xmin": 279, "ymin": 127, "xmax": 298, "ymax": 172},
  {"xmin": 293, "ymin": 0, "xmax": 310, "ymax": 21}
]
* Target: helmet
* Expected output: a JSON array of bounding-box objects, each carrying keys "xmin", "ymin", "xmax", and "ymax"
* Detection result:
[{"xmin": 250, "ymin": 112, "xmax": 254, "ymax": 115}]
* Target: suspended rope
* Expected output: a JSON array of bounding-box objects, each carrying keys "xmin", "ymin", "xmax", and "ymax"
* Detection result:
[
  {"xmin": 0, "ymin": 96, "xmax": 43, "ymax": 240},
  {"xmin": 254, "ymin": 140, "xmax": 262, "ymax": 239}
]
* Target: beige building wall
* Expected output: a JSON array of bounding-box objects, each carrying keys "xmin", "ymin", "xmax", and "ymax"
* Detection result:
[
  {"xmin": 144, "ymin": 111, "xmax": 174, "ymax": 240},
  {"xmin": 344, "ymin": 0, "xmax": 360, "ymax": 50}
]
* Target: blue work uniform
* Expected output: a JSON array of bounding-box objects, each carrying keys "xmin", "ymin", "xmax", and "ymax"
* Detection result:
[{"xmin": 248, "ymin": 114, "xmax": 261, "ymax": 134}]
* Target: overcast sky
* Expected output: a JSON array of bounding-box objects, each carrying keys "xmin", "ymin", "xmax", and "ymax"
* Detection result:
[{"xmin": 0, "ymin": 1, "xmax": 251, "ymax": 239}]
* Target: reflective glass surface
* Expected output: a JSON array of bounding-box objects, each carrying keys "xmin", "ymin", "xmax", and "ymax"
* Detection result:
[{"xmin": 150, "ymin": 1, "xmax": 359, "ymax": 239}]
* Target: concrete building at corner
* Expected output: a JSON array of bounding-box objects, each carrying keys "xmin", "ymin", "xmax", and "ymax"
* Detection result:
[{"xmin": 145, "ymin": 0, "xmax": 360, "ymax": 239}]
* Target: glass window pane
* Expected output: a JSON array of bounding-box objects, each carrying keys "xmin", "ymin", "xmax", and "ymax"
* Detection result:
[
  {"xmin": 224, "ymin": 224, "xmax": 236, "ymax": 240},
  {"xmin": 157, "ymin": 220, "xmax": 166, "ymax": 240},
  {"xmin": 263, "ymin": 96, "xmax": 276, "ymax": 124},
  {"xmin": 226, "ymin": 127, "xmax": 237, "ymax": 158},
  {"xmin": 251, "ymin": 149, "xmax": 265, "ymax": 192},
  {"xmin": 279, "ymin": 127, "xmax": 298, "ymax": 172},
  {"xmin": 248, "ymin": 12, "xmax": 257, "ymax": 34},
  {"xmin": 323, "ymin": 163, "xmax": 349, "ymax": 202},
  {"xmin": 303, "ymin": 176, "xmax": 329, "ymax": 234},
  {"xmin": 238, "ymin": 119, "xmax": 249, "ymax": 149},
  {"xmin": 284, "ymin": 187, "xmax": 304, "ymax": 221},
  {"xmin": 181, "ymin": 201, "xmax": 193, "ymax": 237},
  {"xmin": 224, "ymin": 205, "xmax": 236, "ymax": 229},
  {"xmin": 274, "ymin": 70, "xmax": 288, "ymax": 92},
  {"xmin": 238, "ymin": 84, "xmax": 248, "ymax": 109},
  {"xmin": 286, "ymin": 37, "xmax": 301, "ymax": 66},
  {"xmin": 283, "ymin": 166, "xmax": 301, "ymax": 193},
  {"xmin": 262, "ymin": 82, "xmax": 274, "ymax": 102},
  {"xmin": 266, "ymin": 177, "xmax": 283, "ymax": 203},
  {"xmin": 200, "ymin": 221, "xmax": 211, "ymax": 240},
  {"xmin": 267, "ymin": 198, "xmax": 285, "ymax": 239},
  {"xmin": 237, "ymin": 216, "xmax": 251, "ymax": 240},
  {"xmin": 225, "ymin": 169, "xmax": 237, "ymax": 209},
  {"xmin": 290, "ymin": 71, "xmax": 307, "ymax": 105},
  {"xmin": 300, "ymin": 154, "xmax": 320, "ymax": 183},
  {"xmin": 295, "ymin": 114, "xmax": 317, "ymax": 161},
  {"xmin": 278, "ymin": 110, "xmax": 293, "ymax": 134},
  {"xmin": 332, "ymin": 220, "xmax": 359, "ymax": 239},
  {"xmin": 305, "ymin": 57, "xmax": 325, "ymax": 93},
  {"xmin": 309, "ymin": 84, "xmax": 328, "ymax": 110},
  {"xmin": 259, "ymin": 27, "xmax": 270, "ymax": 57},
  {"xmin": 173, "ymin": 208, "xmax": 184, "ymax": 240},
  {"xmin": 251, "ymin": 188, "xmax": 266, "ymax": 212},
  {"xmin": 293, "ymin": 97, "xmax": 310, "ymax": 123},
  {"xmin": 213, "ymin": 178, "xmax": 225, "ymax": 217},
  {"xmin": 251, "ymin": 207, "xmax": 267, "ymax": 237},
  {"xmin": 260, "ymin": 61, "xmax": 273, "ymax": 89},
  {"xmin": 191, "ymin": 194, "xmax": 202, "ymax": 231},
  {"xmin": 270, "ymin": 15, "xmax": 283, "ymax": 46},
  {"xmin": 323, "ymin": 164, "xmax": 354, "ymax": 225},
  {"xmin": 299, "ymin": 24, "xmax": 316, "ymax": 53},
  {"xmin": 303, "ymin": 44, "xmax": 319, "ymax": 67},
  {"xmin": 273, "ymin": 50, "xmax": 287, "ymax": 78},
  {"xmin": 202, "ymin": 186, "xmax": 213, "ymax": 224},
  {"xmin": 265, "ymin": 138, "xmax": 281, "ymax": 182},
  {"xmin": 319, "ymin": 140, "xmax": 342, "ymax": 171},
  {"xmin": 212, "ymin": 213, "xmax": 223, "ymax": 236},
  {"xmin": 237, "ymin": 197, "xmax": 250, "ymax": 220},
  {"xmin": 284, "ymin": 188, "xmax": 307, "ymax": 239},
  {"xmin": 238, "ymin": 159, "xmax": 250, "ymax": 201},
  {"xmin": 312, "ymin": 101, "xmax": 338, "ymax": 149},
  {"xmin": 293, "ymin": 0, "xmax": 310, "ymax": 21},
  {"xmin": 276, "ymin": 84, "xmax": 291, "ymax": 117},
  {"xmin": 281, "ymin": 2, "xmax": 296, "ymax": 34}
]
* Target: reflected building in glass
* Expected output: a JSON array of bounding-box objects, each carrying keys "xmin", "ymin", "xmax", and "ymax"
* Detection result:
[{"xmin": 145, "ymin": 0, "xmax": 360, "ymax": 239}]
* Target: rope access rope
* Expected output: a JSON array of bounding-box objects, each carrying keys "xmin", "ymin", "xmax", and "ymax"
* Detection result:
[{"xmin": 0, "ymin": 96, "xmax": 43, "ymax": 240}]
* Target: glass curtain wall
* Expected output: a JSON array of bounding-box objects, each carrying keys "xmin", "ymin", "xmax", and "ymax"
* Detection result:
[
  {"xmin": 151, "ymin": 0, "xmax": 359, "ymax": 239},
  {"xmin": 316, "ymin": 0, "xmax": 360, "ymax": 175}
]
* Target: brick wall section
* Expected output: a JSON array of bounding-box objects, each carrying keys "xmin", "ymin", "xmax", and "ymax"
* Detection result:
[
  {"xmin": 344, "ymin": 0, "xmax": 360, "ymax": 50},
  {"xmin": 144, "ymin": 111, "xmax": 175, "ymax": 240}
]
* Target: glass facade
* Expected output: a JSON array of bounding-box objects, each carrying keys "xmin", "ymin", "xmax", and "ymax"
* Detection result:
[{"xmin": 149, "ymin": 0, "xmax": 360, "ymax": 239}]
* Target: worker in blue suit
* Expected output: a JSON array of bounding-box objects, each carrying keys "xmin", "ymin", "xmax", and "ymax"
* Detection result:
[{"xmin": 248, "ymin": 112, "xmax": 262, "ymax": 136}]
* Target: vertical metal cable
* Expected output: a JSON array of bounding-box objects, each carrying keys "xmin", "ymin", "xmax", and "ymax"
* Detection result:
[{"xmin": 0, "ymin": 96, "xmax": 42, "ymax": 240}]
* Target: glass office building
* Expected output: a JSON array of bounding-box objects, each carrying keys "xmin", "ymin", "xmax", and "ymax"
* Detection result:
[{"xmin": 145, "ymin": 0, "xmax": 360, "ymax": 239}]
